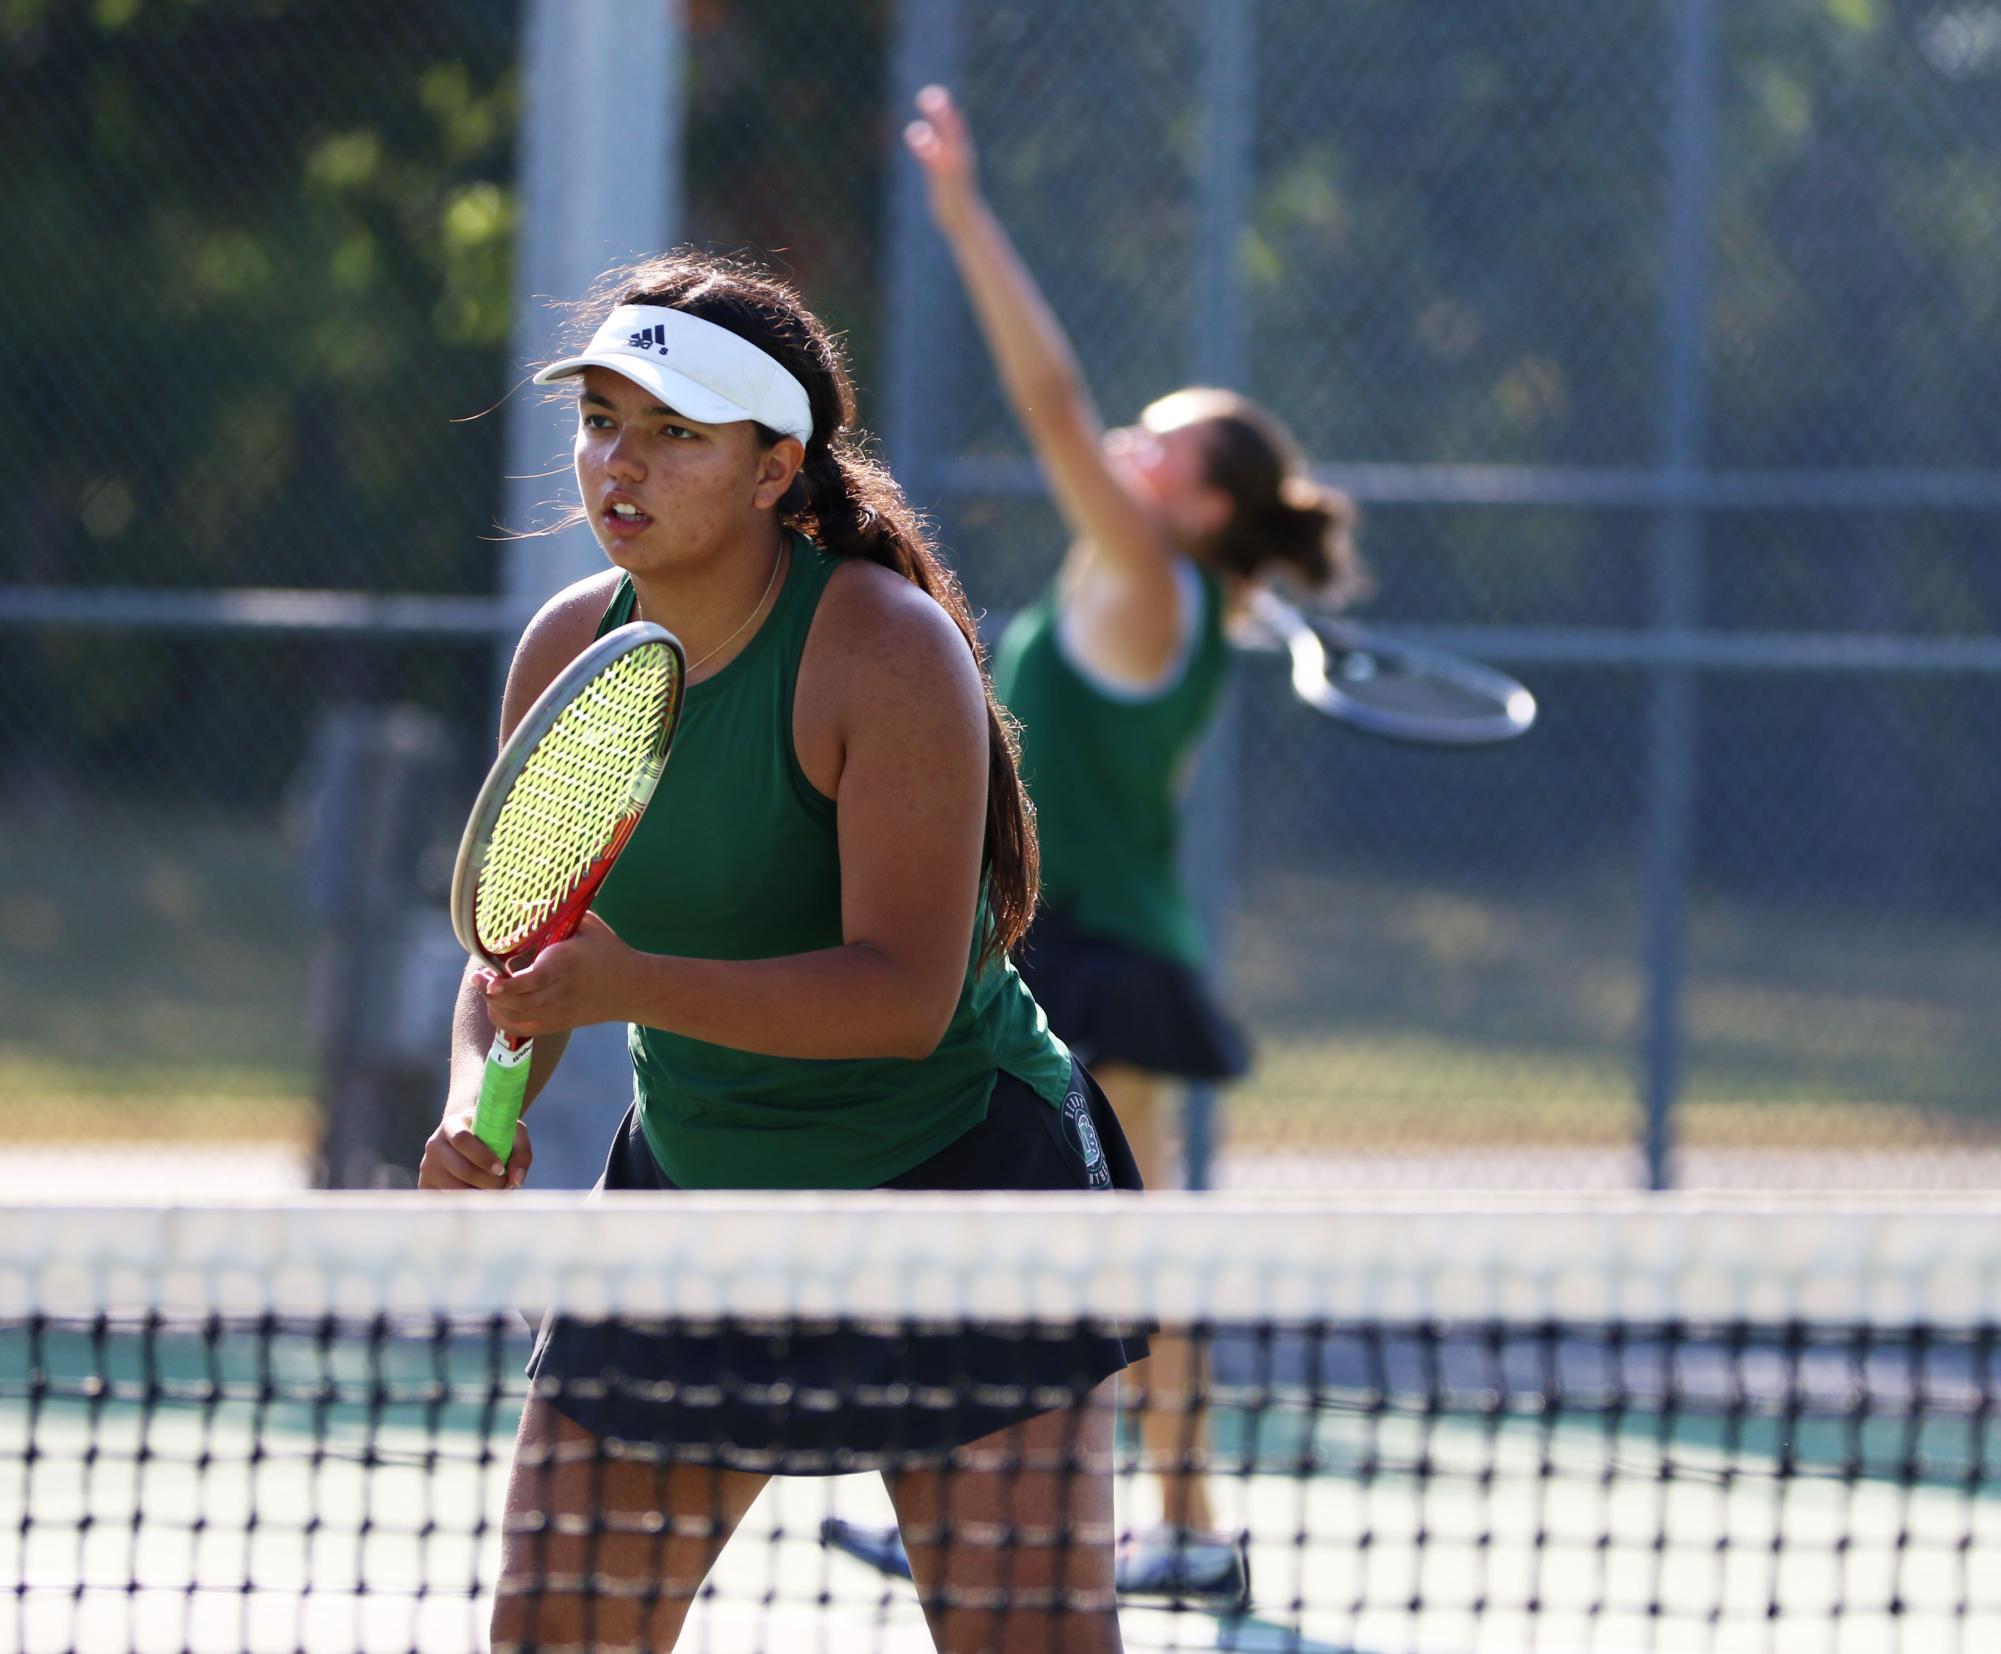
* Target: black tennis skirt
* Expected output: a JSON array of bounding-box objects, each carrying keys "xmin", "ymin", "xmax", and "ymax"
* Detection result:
[
  {"xmin": 524, "ymin": 1058, "xmax": 1147, "ymax": 1473},
  {"xmin": 1015, "ymin": 906, "xmax": 1251, "ymax": 1082}
]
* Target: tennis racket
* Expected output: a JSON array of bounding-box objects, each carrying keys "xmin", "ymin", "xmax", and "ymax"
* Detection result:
[
  {"xmin": 448, "ymin": 621, "xmax": 686, "ymax": 1164},
  {"xmin": 1244, "ymin": 589, "xmax": 1536, "ymax": 745}
]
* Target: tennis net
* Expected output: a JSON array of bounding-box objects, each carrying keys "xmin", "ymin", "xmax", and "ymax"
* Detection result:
[{"xmin": 4, "ymin": 1193, "xmax": 1998, "ymax": 1653}]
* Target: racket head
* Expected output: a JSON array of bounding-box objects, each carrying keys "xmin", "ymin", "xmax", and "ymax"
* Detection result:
[
  {"xmin": 1249, "ymin": 591, "xmax": 1536, "ymax": 746},
  {"xmin": 450, "ymin": 621, "xmax": 685, "ymax": 970}
]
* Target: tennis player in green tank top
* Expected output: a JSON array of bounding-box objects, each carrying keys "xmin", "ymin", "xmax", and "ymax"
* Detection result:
[
  {"xmin": 417, "ymin": 250, "xmax": 1142, "ymax": 1652},
  {"xmin": 832, "ymin": 87, "xmax": 1370, "ymax": 1607}
]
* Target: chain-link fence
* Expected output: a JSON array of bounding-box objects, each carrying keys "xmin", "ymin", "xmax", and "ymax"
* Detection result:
[{"xmin": 4, "ymin": 0, "xmax": 1997, "ymax": 1190}]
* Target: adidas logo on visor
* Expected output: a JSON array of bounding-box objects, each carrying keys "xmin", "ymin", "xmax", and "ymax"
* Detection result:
[{"xmin": 533, "ymin": 304, "xmax": 813, "ymax": 445}]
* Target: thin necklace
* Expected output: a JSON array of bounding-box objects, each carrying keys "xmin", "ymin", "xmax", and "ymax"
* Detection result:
[{"xmin": 644, "ymin": 541, "xmax": 784, "ymax": 674}]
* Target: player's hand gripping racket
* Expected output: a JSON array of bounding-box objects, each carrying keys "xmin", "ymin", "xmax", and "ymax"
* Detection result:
[
  {"xmin": 1243, "ymin": 588, "xmax": 1536, "ymax": 746},
  {"xmin": 448, "ymin": 622, "xmax": 685, "ymax": 1164}
]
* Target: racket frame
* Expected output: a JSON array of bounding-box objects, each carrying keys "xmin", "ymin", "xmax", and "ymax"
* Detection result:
[
  {"xmin": 450, "ymin": 621, "xmax": 685, "ymax": 969},
  {"xmin": 1246, "ymin": 589, "xmax": 1536, "ymax": 746},
  {"xmin": 447, "ymin": 620, "xmax": 685, "ymax": 1162}
]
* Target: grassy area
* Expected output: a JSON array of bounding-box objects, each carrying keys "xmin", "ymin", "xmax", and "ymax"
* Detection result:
[
  {"xmin": 6, "ymin": 809, "xmax": 1999, "ymax": 1158},
  {"xmin": 1223, "ymin": 863, "xmax": 2001, "ymax": 1151},
  {"xmin": 1, "ymin": 807, "xmax": 317, "ymax": 1144}
]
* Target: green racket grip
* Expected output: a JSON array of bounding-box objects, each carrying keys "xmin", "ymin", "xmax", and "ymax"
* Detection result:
[{"xmin": 472, "ymin": 1034, "xmax": 534, "ymax": 1166}]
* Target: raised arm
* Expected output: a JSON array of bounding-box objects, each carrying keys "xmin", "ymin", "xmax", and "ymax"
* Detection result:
[{"xmin": 906, "ymin": 86, "xmax": 1175, "ymax": 596}]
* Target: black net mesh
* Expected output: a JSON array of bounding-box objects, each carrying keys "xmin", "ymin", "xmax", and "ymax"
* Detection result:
[{"xmin": 5, "ymin": 1195, "xmax": 1998, "ymax": 1652}]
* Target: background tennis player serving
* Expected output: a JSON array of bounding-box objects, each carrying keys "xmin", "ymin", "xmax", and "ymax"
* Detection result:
[
  {"xmin": 822, "ymin": 84, "xmax": 1373, "ymax": 1609},
  {"xmin": 419, "ymin": 248, "xmax": 1143, "ymax": 1653}
]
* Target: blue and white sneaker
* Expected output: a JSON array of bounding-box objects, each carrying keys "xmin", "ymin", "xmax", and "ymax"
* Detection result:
[
  {"xmin": 821, "ymin": 1516, "xmax": 913, "ymax": 1579},
  {"xmin": 1115, "ymin": 1525, "xmax": 1252, "ymax": 1611},
  {"xmin": 822, "ymin": 1516, "xmax": 1251, "ymax": 1611}
]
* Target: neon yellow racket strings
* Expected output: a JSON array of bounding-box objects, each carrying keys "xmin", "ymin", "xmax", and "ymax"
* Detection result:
[{"xmin": 473, "ymin": 642, "xmax": 678, "ymax": 957}]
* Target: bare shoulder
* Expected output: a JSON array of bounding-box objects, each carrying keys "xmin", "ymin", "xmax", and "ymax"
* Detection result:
[
  {"xmin": 793, "ymin": 557, "xmax": 985, "ymax": 793},
  {"xmin": 809, "ymin": 556, "xmax": 983, "ymax": 698},
  {"xmin": 498, "ymin": 570, "xmax": 625, "ymax": 740}
]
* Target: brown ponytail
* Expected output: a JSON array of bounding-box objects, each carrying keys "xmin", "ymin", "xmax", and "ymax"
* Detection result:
[
  {"xmin": 1151, "ymin": 388, "xmax": 1371, "ymax": 607},
  {"xmin": 556, "ymin": 250, "xmax": 1038, "ymax": 967}
]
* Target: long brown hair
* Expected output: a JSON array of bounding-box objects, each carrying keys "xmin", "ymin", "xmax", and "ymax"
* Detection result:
[
  {"xmin": 555, "ymin": 250, "xmax": 1037, "ymax": 966},
  {"xmin": 1148, "ymin": 388, "xmax": 1371, "ymax": 607}
]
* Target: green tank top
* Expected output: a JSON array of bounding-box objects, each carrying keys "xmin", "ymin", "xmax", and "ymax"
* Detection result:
[
  {"xmin": 590, "ymin": 535, "xmax": 1073, "ymax": 1189},
  {"xmin": 992, "ymin": 564, "xmax": 1232, "ymax": 968}
]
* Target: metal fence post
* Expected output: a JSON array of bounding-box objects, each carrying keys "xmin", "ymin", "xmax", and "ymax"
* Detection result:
[
  {"xmin": 483, "ymin": 0, "xmax": 684, "ymax": 1189},
  {"xmin": 881, "ymin": 0, "xmax": 965, "ymax": 501},
  {"xmin": 1640, "ymin": 0, "xmax": 1718, "ymax": 1191},
  {"xmin": 500, "ymin": 0, "xmax": 683, "ymax": 621},
  {"xmin": 1179, "ymin": 0, "xmax": 1257, "ymax": 1192}
]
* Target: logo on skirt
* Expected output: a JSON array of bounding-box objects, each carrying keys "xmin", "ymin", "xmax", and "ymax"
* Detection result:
[{"xmin": 1063, "ymin": 1090, "xmax": 1111, "ymax": 1188}]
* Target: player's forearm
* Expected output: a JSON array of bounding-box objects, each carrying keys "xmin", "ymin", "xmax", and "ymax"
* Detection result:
[
  {"xmin": 616, "ymin": 945, "xmax": 958, "ymax": 1062},
  {"xmin": 938, "ymin": 198, "xmax": 1094, "ymax": 435},
  {"xmin": 449, "ymin": 968, "xmax": 568, "ymax": 1111}
]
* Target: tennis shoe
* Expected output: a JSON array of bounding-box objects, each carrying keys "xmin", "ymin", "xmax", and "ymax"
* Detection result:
[
  {"xmin": 821, "ymin": 1516, "xmax": 913, "ymax": 1579},
  {"xmin": 824, "ymin": 1515, "xmax": 1251, "ymax": 1611},
  {"xmin": 1114, "ymin": 1525, "xmax": 1252, "ymax": 1610}
]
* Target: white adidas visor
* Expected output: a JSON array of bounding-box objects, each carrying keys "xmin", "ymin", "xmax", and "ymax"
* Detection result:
[{"xmin": 533, "ymin": 304, "xmax": 813, "ymax": 446}]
